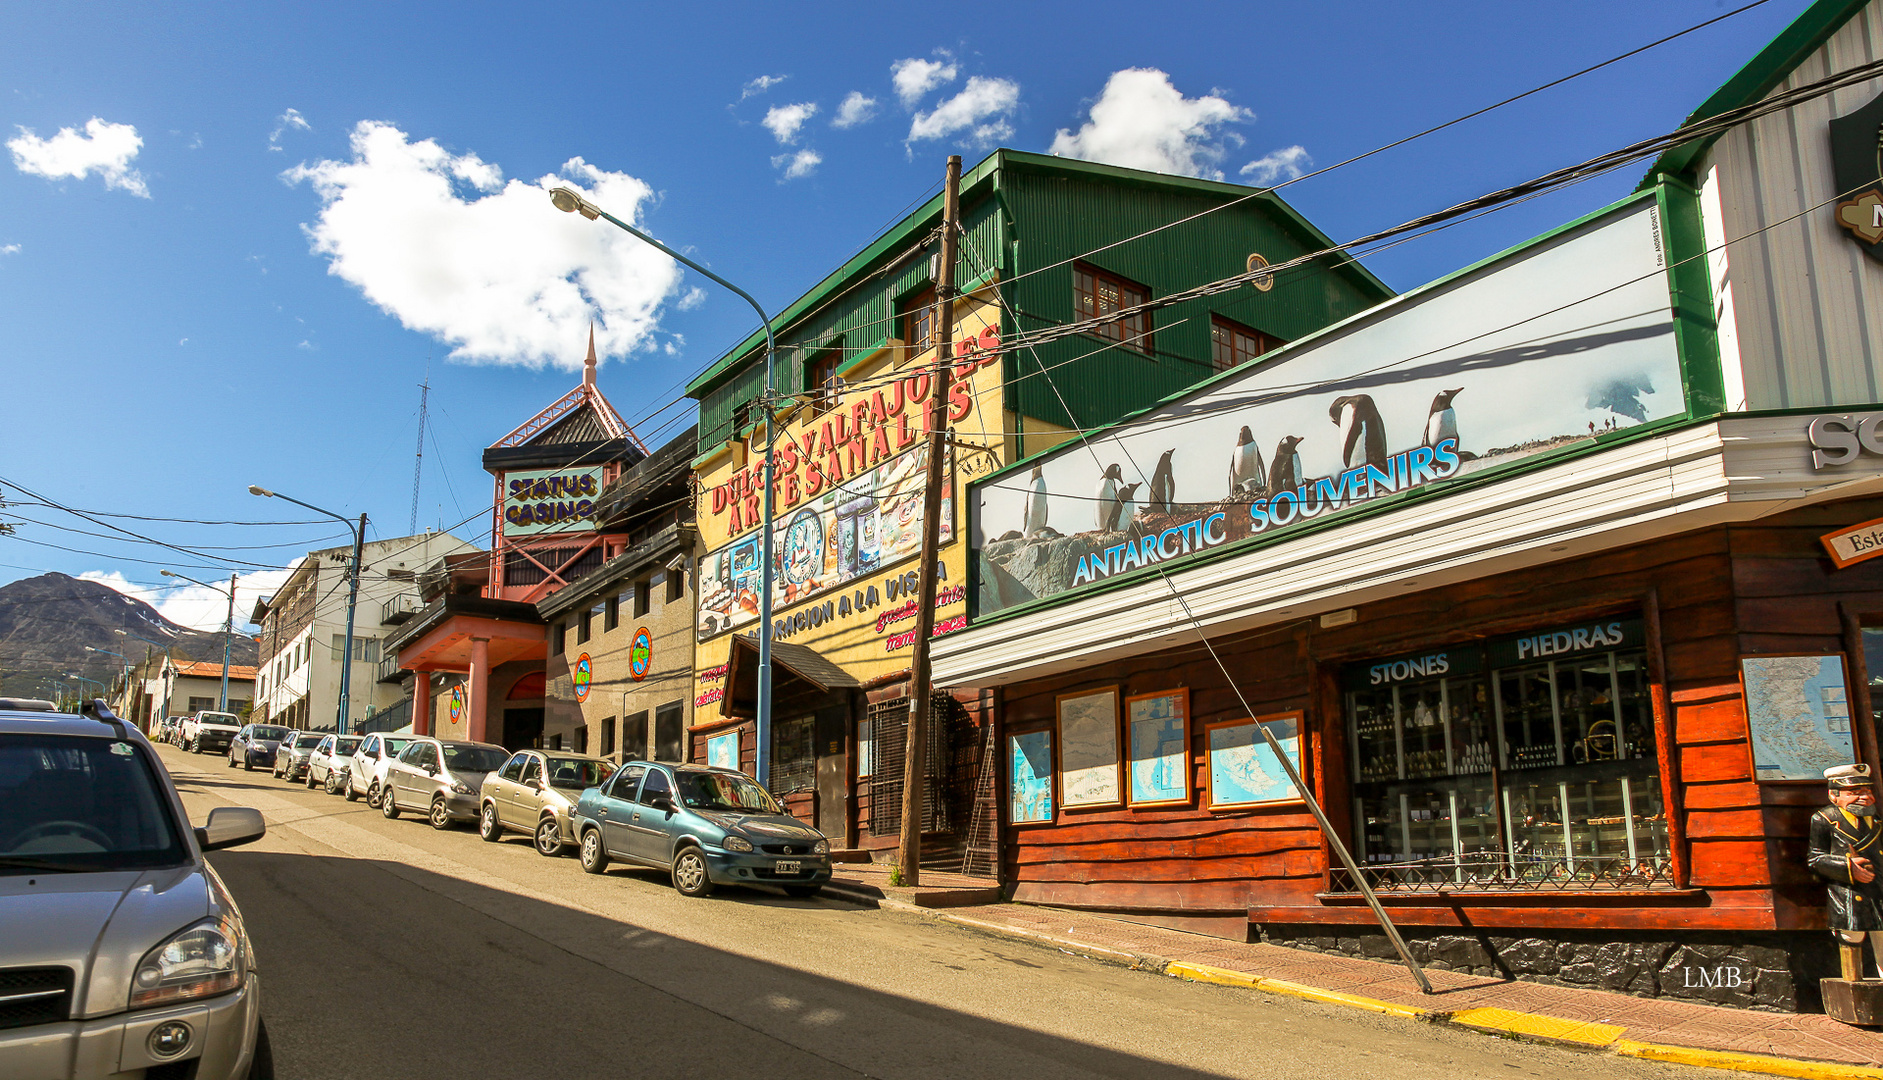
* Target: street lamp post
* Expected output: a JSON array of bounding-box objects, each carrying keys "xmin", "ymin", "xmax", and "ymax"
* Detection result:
[
  {"xmin": 547, "ymin": 184, "xmax": 781, "ymax": 787},
  {"xmin": 160, "ymin": 570, "xmax": 238, "ymax": 713},
  {"xmin": 85, "ymin": 645, "xmax": 132, "ymax": 712},
  {"xmin": 249, "ymin": 486, "xmax": 367, "ymax": 735}
]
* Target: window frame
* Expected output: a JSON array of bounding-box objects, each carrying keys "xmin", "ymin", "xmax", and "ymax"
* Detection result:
[
  {"xmin": 901, "ymin": 285, "xmax": 938, "ymax": 352},
  {"xmin": 1210, "ymin": 314, "xmax": 1281, "ymax": 373},
  {"xmin": 1072, "ymin": 262, "xmax": 1153, "ymax": 354},
  {"xmin": 807, "ymin": 344, "xmax": 845, "ymax": 416}
]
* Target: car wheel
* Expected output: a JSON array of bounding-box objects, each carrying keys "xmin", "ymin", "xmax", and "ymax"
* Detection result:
[
  {"xmin": 343, "ymin": 775, "xmax": 359, "ymax": 801},
  {"xmin": 381, "ymin": 787, "xmax": 400, "ymax": 819},
  {"xmin": 579, "ymin": 828, "xmax": 608, "ymax": 874},
  {"xmin": 534, "ymin": 817, "xmax": 564, "ymax": 857},
  {"xmin": 782, "ymin": 884, "xmax": 822, "ymax": 899},
  {"xmin": 244, "ymin": 757, "xmax": 253, "ymax": 772},
  {"xmin": 246, "ymin": 1017, "xmax": 275, "ymax": 1080},
  {"xmin": 671, "ymin": 846, "xmax": 714, "ymax": 897},
  {"xmin": 227, "ymin": 752, "xmax": 237, "ymax": 769},
  {"xmin": 366, "ymin": 781, "xmax": 382, "ymax": 809},
  {"xmin": 323, "ymin": 771, "xmax": 341, "ymax": 796},
  {"xmin": 478, "ymin": 803, "xmax": 503, "ymax": 842},
  {"xmin": 429, "ymin": 796, "xmax": 453, "ymax": 830}
]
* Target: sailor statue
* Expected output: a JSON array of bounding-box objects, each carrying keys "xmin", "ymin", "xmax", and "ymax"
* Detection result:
[{"xmin": 1810, "ymin": 763, "xmax": 1883, "ymax": 981}]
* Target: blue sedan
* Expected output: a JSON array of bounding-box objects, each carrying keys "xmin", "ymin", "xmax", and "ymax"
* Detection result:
[{"xmin": 571, "ymin": 762, "xmax": 831, "ymax": 898}]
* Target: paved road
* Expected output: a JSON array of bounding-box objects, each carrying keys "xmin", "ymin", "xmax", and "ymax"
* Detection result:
[{"xmin": 156, "ymin": 742, "xmax": 1689, "ymax": 1080}]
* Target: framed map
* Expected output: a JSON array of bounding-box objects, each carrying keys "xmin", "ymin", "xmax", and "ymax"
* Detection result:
[
  {"xmin": 1206, "ymin": 713, "xmax": 1304, "ymax": 810},
  {"xmin": 1056, "ymin": 687, "xmax": 1122, "ymax": 808},
  {"xmin": 1127, "ymin": 689, "xmax": 1191, "ymax": 807},
  {"xmin": 1008, "ymin": 729, "xmax": 1054, "ymax": 824},
  {"xmin": 706, "ymin": 730, "xmax": 739, "ymax": 773},
  {"xmin": 1742, "ymin": 654, "xmax": 1856, "ymax": 781}
]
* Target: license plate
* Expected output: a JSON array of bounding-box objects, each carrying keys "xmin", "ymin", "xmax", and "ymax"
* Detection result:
[{"xmin": 775, "ymin": 860, "xmax": 801, "ymax": 875}]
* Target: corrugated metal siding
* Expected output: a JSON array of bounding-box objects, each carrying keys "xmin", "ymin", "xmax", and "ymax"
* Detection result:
[
  {"xmin": 1001, "ymin": 165, "xmax": 1391, "ymax": 431},
  {"xmin": 1705, "ymin": 1, "xmax": 1883, "ymax": 409}
]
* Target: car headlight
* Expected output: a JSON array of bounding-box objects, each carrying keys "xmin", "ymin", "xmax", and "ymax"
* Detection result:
[
  {"xmin": 722, "ymin": 835, "xmax": 754, "ymax": 853},
  {"xmin": 812, "ymin": 839, "xmax": 829, "ymax": 855},
  {"xmin": 130, "ymin": 914, "xmax": 247, "ymax": 1009},
  {"xmin": 451, "ymin": 780, "xmax": 474, "ymax": 795}
]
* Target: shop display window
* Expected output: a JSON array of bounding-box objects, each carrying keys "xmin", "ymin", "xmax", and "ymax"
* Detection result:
[{"xmin": 1344, "ymin": 619, "xmax": 1669, "ymax": 891}]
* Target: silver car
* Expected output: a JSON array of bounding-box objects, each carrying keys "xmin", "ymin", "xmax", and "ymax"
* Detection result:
[
  {"xmin": 0, "ymin": 698, "xmax": 271, "ymax": 1079},
  {"xmin": 306, "ymin": 734, "xmax": 362, "ymax": 795},
  {"xmin": 477, "ymin": 750, "xmax": 613, "ymax": 856},
  {"xmin": 380, "ymin": 737, "xmax": 510, "ymax": 830},
  {"xmin": 273, "ymin": 733, "xmax": 323, "ymax": 782},
  {"xmin": 343, "ymin": 733, "xmax": 412, "ymax": 807}
]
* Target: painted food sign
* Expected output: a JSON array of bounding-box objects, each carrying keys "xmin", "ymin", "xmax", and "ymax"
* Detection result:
[
  {"xmin": 573, "ymin": 654, "xmax": 592, "ymax": 702},
  {"xmin": 629, "ymin": 627, "xmax": 652, "ymax": 681},
  {"xmin": 502, "ymin": 466, "xmax": 604, "ymax": 537},
  {"xmin": 970, "ymin": 200, "xmax": 1685, "ymax": 614}
]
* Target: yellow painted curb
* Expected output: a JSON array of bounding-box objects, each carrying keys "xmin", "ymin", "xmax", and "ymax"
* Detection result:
[
  {"xmin": 1164, "ymin": 961, "xmax": 1427, "ymax": 1018},
  {"xmin": 1450, "ymin": 1006, "xmax": 1624, "ymax": 1048},
  {"xmin": 1615, "ymin": 1040, "xmax": 1883, "ymax": 1080}
]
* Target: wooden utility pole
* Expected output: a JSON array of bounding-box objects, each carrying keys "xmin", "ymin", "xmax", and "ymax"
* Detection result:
[{"xmin": 897, "ymin": 154, "xmax": 962, "ymax": 887}]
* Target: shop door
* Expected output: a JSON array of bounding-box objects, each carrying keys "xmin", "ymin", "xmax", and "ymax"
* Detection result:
[
  {"xmin": 502, "ymin": 708, "xmax": 544, "ymax": 750},
  {"xmin": 814, "ymin": 704, "xmax": 850, "ymax": 842}
]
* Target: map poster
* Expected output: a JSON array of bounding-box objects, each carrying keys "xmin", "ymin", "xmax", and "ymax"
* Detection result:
[
  {"xmin": 1008, "ymin": 730, "xmax": 1054, "ymax": 824},
  {"xmin": 1127, "ymin": 689, "xmax": 1191, "ymax": 807},
  {"xmin": 1742, "ymin": 654, "xmax": 1856, "ymax": 781},
  {"xmin": 1206, "ymin": 713, "xmax": 1304, "ymax": 810},
  {"xmin": 1057, "ymin": 687, "xmax": 1122, "ymax": 809},
  {"xmin": 706, "ymin": 730, "xmax": 739, "ymax": 773}
]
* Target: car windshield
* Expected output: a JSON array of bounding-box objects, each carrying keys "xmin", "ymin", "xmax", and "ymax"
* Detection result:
[
  {"xmin": 294, "ymin": 735, "xmax": 324, "ymax": 749},
  {"xmin": 382, "ymin": 738, "xmax": 410, "ymax": 755},
  {"xmin": 545, "ymin": 758, "xmax": 611, "ymax": 790},
  {"xmin": 676, "ymin": 771, "xmax": 780, "ymax": 814},
  {"xmin": 253, "ymin": 726, "xmax": 290, "ymax": 741},
  {"xmin": 0, "ymin": 734, "xmax": 186, "ymax": 872},
  {"xmin": 443, "ymin": 746, "xmax": 509, "ymax": 774},
  {"xmin": 336, "ymin": 737, "xmax": 362, "ymax": 755},
  {"xmin": 199, "ymin": 713, "xmax": 238, "ymax": 725}
]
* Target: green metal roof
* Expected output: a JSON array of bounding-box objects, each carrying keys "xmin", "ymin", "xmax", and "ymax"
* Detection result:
[
  {"xmin": 1640, "ymin": 0, "xmax": 1871, "ymax": 186},
  {"xmin": 685, "ymin": 148, "xmax": 1390, "ymax": 399}
]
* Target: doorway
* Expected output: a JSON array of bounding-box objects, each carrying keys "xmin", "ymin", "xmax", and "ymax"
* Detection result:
[{"xmin": 502, "ymin": 707, "xmax": 544, "ymax": 750}]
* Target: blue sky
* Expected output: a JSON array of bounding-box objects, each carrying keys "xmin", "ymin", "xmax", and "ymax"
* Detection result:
[{"xmin": 0, "ymin": 0, "xmax": 1812, "ymax": 631}]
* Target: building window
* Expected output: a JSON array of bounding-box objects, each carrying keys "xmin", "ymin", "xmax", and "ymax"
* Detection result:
[
  {"xmin": 330, "ymin": 635, "xmax": 381, "ymax": 662},
  {"xmin": 604, "ymin": 596, "xmax": 620, "ymax": 632},
  {"xmin": 856, "ymin": 717, "xmax": 874, "ymax": 779},
  {"xmin": 551, "ymin": 623, "xmax": 565, "ymax": 656},
  {"xmin": 577, "ymin": 609, "xmax": 591, "ymax": 646},
  {"xmin": 601, "ymin": 716, "xmax": 616, "ymax": 758},
  {"xmin": 634, "ymin": 580, "xmax": 651, "ymax": 619},
  {"xmin": 1211, "ymin": 316, "xmax": 1281, "ymax": 372},
  {"xmin": 654, "ymin": 701, "xmax": 685, "ymax": 762},
  {"xmin": 1073, "ymin": 263, "xmax": 1152, "ymax": 352},
  {"xmin": 902, "ymin": 286, "xmax": 938, "ymax": 351},
  {"xmin": 667, "ymin": 566, "xmax": 685, "ymax": 603},
  {"xmin": 807, "ymin": 345, "xmax": 844, "ymax": 415},
  {"xmin": 188, "ymin": 697, "xmax": 216, "ymax": 713},
  {"xmin": 622, "ymin": 710, "xmax": 649, "ymax": 761},
  {"xmin": 574, "ymin": 727, "xmax": 588, "ymax": 754}
]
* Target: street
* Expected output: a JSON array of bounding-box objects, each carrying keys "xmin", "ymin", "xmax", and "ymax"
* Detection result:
[{"xmin": 155, "ymin": 743, "xmax": 1692, "ymax": 1080}]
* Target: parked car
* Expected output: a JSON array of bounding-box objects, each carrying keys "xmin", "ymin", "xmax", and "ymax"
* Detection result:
[
  {"xmin": 0, "ymin": 697, "xmax": 272, "ymax": 1078},
  {"xmin": 181, "ymin": 711, "xmax": 242, "ymax": 755},
  {"xmin": 274, "ymin": 732, "xmax": 324, "ymax": 782},
  {"xmin": 570, "ymin": 762, "xmax": 831, "ymax": 898},
  {"xmin": 306, "ymin": 734, "xmax": 362, "ymax": 794},
  {"xmin": 380, "ymin": 737, "xmax": 509, "ymax": 829},
  {"xmin": 156, "ymin": 715, "xmax": 183, "ymax": 745},
  {"xmin": 478, "ymin": 750, "xmax": 613, "ymax": 855},
  {"xmin": 228, "ymin": 723, "xmax": 292, "ymax": 772},
  {"xmin": 344, "ymin": 733, "xmax": 413, "ymax": 806}
]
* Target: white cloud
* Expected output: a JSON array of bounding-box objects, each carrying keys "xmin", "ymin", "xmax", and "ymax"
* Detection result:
[
  {"xmin": 268, "ymin": 108, "xmax": 311, "ymax": 152},
  {"xmin": 283, "ymin": 121, "xmax": 683, "ymax": 369},
  {"xmin": 833, "ymin": 92, "xmax": 878, "ymax": 129},
  {"xmin": 82, "ymin": 569, "xmax": 293, "ymax": 634},
  {"xmin": 771, "ymin": 148, "xmax": 822, "ymax": 180},
  {"xmin": 0, "ymin": 243, "xmax": 18, "ymax": 255},
  {"xmin": 677, "ymin": 287, "xmax": 706, "ymax": 311},
  {"xmin": 1241, "ymin": 145, "xmax": 1311, "ymax": 185},
  {"xmin": 178, "ymin": 337, "xmax": 188, "ymax": 345},
  {"xmin": 296, "ymin": 339, "xmax": 315, "ymax": 350},
  {"xmin": 891, "ymin": 56, "xmax": 957, "ymax": 108},
  {"xmin": 741, "ymin": 74, "xmax": 788, "ymax": 100},
  {"xmin": 8, "ymin": 117, "xmax": 149, "ymax": 197},
  {"xmin": 762, "ymin": 102, "xmax": 818, "ymax": 145},
  {"xmin": 907, "ymin": 76, "xmax": 1019, "ymax": 145},
  {"xmin": 1048, "ymin": 69, "xmax": 1250, "ymax": 180}
]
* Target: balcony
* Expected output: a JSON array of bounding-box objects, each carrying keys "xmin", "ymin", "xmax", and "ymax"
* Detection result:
[
  {"xmin": 380, "ymin": 593, "xmax": 422, "ymax": 625},
  {"xmin": 376, "ymin": 651, "xmax": 407, "ymax": 684}
]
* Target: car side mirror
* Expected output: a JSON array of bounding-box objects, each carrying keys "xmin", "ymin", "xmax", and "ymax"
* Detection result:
[
  {"xmin": 651, "ymin": 794, "xmax": 674, "ymax": 813},
  {"xmin": 196, "ymin": 807, "xmax": 266, "ymax": 852}
]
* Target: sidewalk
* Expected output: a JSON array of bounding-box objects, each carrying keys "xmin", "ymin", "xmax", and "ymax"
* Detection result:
[{"xmin": 825, "ymin": 867, "xmax": 1883, "ymax": 1079}]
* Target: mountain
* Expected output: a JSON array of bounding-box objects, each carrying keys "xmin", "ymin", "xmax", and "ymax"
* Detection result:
[{"xmin": 0, "ymin": 572, "xmax": 259, "ymax": 701}]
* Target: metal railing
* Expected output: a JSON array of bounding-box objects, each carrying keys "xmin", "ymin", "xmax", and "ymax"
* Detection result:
[
  {"xmin": 1329, "ymin": 852, "xmax": 1677, "ymax": 893},
  {"xmin": 357, "ymin": 697, "xmax": 411, "ymax": 735},
  {"xmin": 380, "ymin": 593, "xmax": 421, "ymax": 625},
  {"xmin": 376, "ymin": 652, "xmax": 406, "ymax": 684}
]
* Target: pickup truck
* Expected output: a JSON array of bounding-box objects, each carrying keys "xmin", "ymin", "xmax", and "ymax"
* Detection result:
[{"xmin": 181, "ymin": 710, "xmax": 243, "ymax": 754}]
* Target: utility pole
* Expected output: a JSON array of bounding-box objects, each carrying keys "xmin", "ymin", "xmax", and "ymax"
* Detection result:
[
  {"xmin": 338, "ymin": 513, "xmax": 366, "ymax": 735},
  {"xmin": 219, "ymin": 572, "xmax": 236, "ymax": 712},
  {"xmin": 411, "ymin": 365, "xmax": 430, "ymax": 535},
  {"xmin": 898, "ymin": 154, "xmax": 962, "ymax": 888}
]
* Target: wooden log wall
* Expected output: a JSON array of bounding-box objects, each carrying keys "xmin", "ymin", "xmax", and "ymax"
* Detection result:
[{"xmin": 996, "ymin": 494, "xmax": 1883, "ymax": 935}]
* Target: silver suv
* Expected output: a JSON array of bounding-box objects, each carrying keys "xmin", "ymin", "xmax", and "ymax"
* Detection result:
[{"xmin": 0, "ymin": 698, "xmax": 271, "ymax": 1078}]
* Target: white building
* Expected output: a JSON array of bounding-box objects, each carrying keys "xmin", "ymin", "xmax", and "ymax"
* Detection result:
[
  {"xmin": 147, "ymin": 657, "xmax": 255, "ymax": 722},
  {"xmin": 251, "ymin": 531, "xmax": 480, "ymax": 732}
]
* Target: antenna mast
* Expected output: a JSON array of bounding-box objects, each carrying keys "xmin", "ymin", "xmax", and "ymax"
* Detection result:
[{"xmin": 410, "ymin": 359, "xmax": 430, "ymax": 534}]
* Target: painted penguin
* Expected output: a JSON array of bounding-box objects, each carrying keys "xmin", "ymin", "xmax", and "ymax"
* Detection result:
[
  {"xmin": 1228, "ymin": 425, "xmax": 1266, "ymax": 497},
  {"xmin": 1268, "ymin": 435, "xmax": 1305, "ymax": 494},
  {"xmin": 1147, "ymin": 449, "xmax": 1177, "ymax": 515},
  {"xmin": 1423, "ymin": 387, "xmax": 1463, "ymax": 449},
  {"xmin": 1108, "ymin": 482, "xmax": 1143, "ymax": 532},
  {"xmin": 1093, "ymin": 464, "xmax": 1122, "ymax": 531},
  {"xmin": 1329, "ymin": 394, "xmax": 1387, "ymax": 470},
  {"xmin": 1022, "ymin": 466, "xmax": 1049, "ymax": 537}
]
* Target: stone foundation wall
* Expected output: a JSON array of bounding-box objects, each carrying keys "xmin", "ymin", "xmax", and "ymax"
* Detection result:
[{"xmin": 1256, "ymin": 925, "xmax": 1838, "ymax": 1012}]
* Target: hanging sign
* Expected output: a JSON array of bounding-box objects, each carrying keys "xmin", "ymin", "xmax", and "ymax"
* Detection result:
[
  {"xmin": 448, "ymin": 685, "xmax": 465, "ymax": 723},
  {"xmin": 629, "ymin": 628, "xmax": 652, "ymax": 681},
  {"xmin": 1822, "ymin": 516, "xmax": 1883, "ymax": 569},
  {"xmin": 502, "ymin": 466, "xmax": 603, "ymax": 537},
  {"xmin": 1830, "ymin": 89, "xmax": 1883, "ymax": 262},
  {"xmin": 573, "ymin": 654, "xmax": 592, "ymax": 702}
]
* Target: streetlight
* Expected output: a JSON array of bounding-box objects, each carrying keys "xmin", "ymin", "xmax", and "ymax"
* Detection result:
[
  {"xmin": 85, "ymin": 645, "xmax": 132, "ymax": 712},
  {"xmin": 547, "ymin": 184, "xmax": 782, "ymax": 786},
  {"xmin": 249, "ymin": 485, "xmax": 367, "ymax": 735},
  {"xmin": 160, "ymin": 570, "xmax": 239, "ymax": 713}
]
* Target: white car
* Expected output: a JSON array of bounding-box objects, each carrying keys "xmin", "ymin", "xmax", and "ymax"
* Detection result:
[
  {"xmin": 305, "ymin": 734, "xmax": 363, "ymax": 794},
  {"xmin": 345, "ymin": 732, "xmax": 413, "ymax": 807},
  {"xmin": 180, "ymin": 711, "xmax": 242, "ymax": 755}
]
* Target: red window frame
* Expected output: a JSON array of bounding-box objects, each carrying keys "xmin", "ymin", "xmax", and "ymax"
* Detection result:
[
  {"xmin": 1073, "ymin": 263, "xmax": 1153, "ymax": 353},
  {"xmin": 1210, "ymin": 316, "xmax": 1282, "ymax": 372}
]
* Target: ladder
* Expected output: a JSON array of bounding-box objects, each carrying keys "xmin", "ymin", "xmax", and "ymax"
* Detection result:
[{"xmin": 960, "ymin": 720, "xmax": 1000, "ymax": 880}]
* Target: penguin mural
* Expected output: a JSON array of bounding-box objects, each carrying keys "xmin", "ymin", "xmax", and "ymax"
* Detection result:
[
  {"xmin": 1022, "ymin": 465, "xmax": 1049, "ymax": 537},
  {"xmin": 1267, "ymin": 436, "xmax": 1305, "ymax": 494},
  {"xmin": 1228, "ymin": 425, "xmax": 1266, "ymax": 497},
  {"xmin": 1093, "ymin": 464, "xmax": 1122, "ymax": 531},
  {"xmin": 1147, "ymin": 449, "xmax": 1177, "ymax": 515},
  {"xmin": 1329, "ymin": 394, "xmax": 1387, "ymax": 470},
  {"xmin": 1108, "ymin": 482, "xmax": 1142, "ymax": 532},
  {"xmin": 1423, "ymin": 388, "xmax": 1463, "ymax": 450}
]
